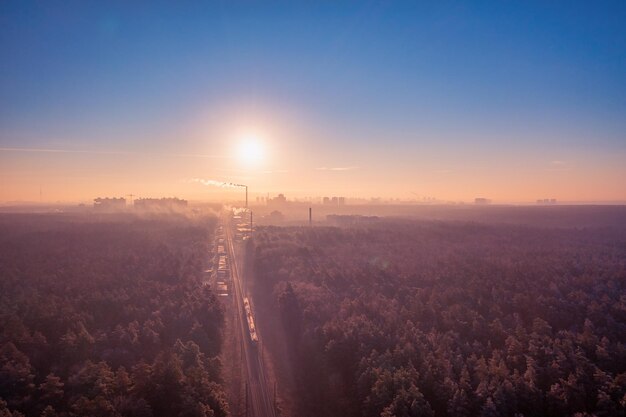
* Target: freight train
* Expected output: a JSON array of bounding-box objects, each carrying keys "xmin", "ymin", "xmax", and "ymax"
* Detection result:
[{"xmin": 243, "ymin": 297, "xmax": 259, "ymax": 343}]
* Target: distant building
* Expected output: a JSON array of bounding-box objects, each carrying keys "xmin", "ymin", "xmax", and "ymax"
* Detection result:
[
  {"xmin": 323, "ymin": 196, "xmax": 346, "ymax": 206},
  {"xmin": 134, "ymin": 197, "xmax": 188, "ymax": 211},
  {"xmin": 93, "ymin": 197, "xmax": 126, "ymax": 211},
  {"xmin": 474, "ymin": 197, "xmax": 491, "ymax": 205},
  {"xmin": 267, "ymin": 194, "xmax": 288, "ymax": 207},
  {"xmin": 537, "ymin": 198, "xmax": 557, "ymax": 205}
]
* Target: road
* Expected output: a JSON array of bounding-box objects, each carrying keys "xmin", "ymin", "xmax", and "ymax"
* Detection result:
[{"xmin": 224, "ymin": 214, "xmax": 276, "ymax": 417}]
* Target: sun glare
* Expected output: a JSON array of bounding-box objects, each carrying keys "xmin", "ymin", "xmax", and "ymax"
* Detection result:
[{"xmin": 236, "ymin": 134, "xmax": 265, "ymax": 167}]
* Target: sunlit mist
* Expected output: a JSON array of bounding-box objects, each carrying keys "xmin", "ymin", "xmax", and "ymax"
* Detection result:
[{"xmin": 235, "ymin": 133, "xmax": 265, "ymax": 168}]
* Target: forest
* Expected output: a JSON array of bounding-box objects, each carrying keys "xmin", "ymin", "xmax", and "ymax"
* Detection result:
[
  {"xmin": 0, "ymin": 213, "xmax": 228, "ymax": 417},
  {"xmin": 252, "ymin": 219, "xmax": 626, "ymax": 417}
]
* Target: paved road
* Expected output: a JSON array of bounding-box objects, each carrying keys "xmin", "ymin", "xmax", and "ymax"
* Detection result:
[{"xmin": 224, "ymin": 215, "xmax": 276, "ymax": 417}]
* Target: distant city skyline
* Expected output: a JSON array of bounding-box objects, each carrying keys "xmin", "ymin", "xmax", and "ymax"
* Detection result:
[{"xmin": 1, "ymin": 1, "xmax": 625, "ymax": 203}]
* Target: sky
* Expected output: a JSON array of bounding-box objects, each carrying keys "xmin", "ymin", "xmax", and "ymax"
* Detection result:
[{"xmin": 1, "ymin": 1, "xmax": 625, "ymax": 203}]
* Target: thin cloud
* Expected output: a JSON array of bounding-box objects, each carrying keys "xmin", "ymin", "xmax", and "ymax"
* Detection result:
[
  {"xmin": 0, "ymin": 147, "xmax": 134, "ymax": 155},
  {"xmin": 0, "ymin": 147, "xmax": 225, "ymax": 159},
  {"xmin": 168, "ymin": 152, "xmax": 227, "ymax": 159},
  {"xmin": 545, "ymin": 160, "xmax": 570, "ymax": 171}
]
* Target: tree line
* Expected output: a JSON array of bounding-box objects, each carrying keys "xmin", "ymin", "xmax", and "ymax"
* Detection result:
[
  {"xmin": 0, "ymin": 214, "xmax": 228, "ymax": 417},
  {"xmin": 252, "ymin": 221, "xmax": 626, "ymax": 417}
]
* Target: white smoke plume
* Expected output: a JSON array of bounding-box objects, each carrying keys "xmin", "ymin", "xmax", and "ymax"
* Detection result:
[{"xmin": 190, "ymin": 178, "xmax": 246, "ymax": 188}]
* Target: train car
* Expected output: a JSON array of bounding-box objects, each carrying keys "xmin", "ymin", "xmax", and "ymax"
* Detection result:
[
  {"xmin": 217, "ymin": 268, "xmax": 230, "ymax": 280},
  {"xmin": 218, "ymin": 255, "xmax": 228, "ymax": 270},
  {"xmin": 243, "ymin": 297, "xmax": 259, "ymax": 343}
]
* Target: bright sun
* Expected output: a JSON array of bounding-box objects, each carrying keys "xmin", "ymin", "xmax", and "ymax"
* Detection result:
[{"xmin": 236, "ymin": 134, "xmax": 265, "ymax": 166}]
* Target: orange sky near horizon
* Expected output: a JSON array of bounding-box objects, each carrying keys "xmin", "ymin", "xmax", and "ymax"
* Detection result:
[{"xmin": 2, "ymin": 129, "xmax": 625, "ymax": 204}]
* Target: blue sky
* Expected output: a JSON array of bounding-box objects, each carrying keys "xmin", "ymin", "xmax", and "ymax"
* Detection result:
[{"xmin": 1, "ymin": 1, "xmax": 625, "ymax": 202}]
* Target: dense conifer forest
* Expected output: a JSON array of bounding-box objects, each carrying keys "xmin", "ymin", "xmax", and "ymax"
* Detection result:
[
  {"xmin": 253, "ymin": 220, "xmax": 626, "ymax": 417},
  {"xmin": 0, "ymin": 214, "xmax": 228, "ymax": 417}
]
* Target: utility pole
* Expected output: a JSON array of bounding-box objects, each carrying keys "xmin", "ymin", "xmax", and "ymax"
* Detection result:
[
  {"xmin": 245, "ymin": 185, "xmax": 248, "ymax": 208},
  {"xmin": 309, "ymin": 207, "xmax": 312, "ymax": 226},
  {"xmin": 250, "ymin": 210, "xmax": 253, "ymax": 233}
]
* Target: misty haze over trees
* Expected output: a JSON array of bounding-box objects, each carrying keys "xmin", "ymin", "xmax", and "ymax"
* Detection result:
[
  {"xmin": 1, "ymin": 208, "xmax": 625, "ymax": 417},
  {"xmin": 252, "ymin": 218, "xmax": 626, "ymax": 417},
  {"xmin": 0, "ymin": 214, "xmax": 228, "ymax": 417}
]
